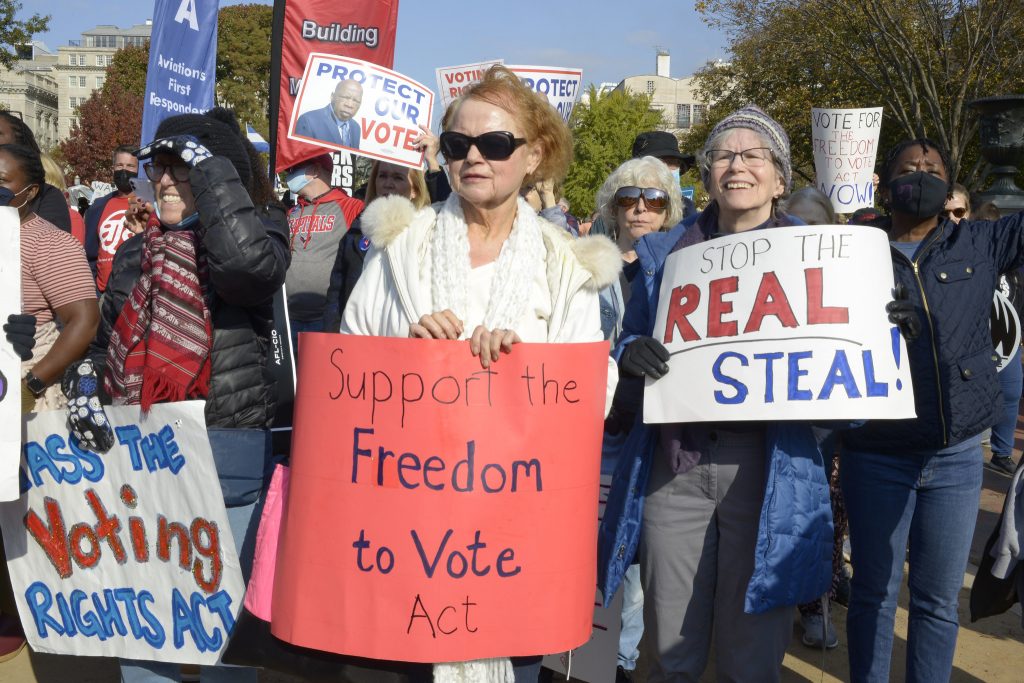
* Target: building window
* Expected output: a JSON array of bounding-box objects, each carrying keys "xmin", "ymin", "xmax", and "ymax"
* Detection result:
[
  {"xmin": 79, "ymin": 76, "xmax": 87, "ymax": 87},
  {"xmin": 125, "ymin": 36, "xmax": 148, "ymax": 47},
  {"xmin": 93, "ymin": 35, "xmax": 118, "ymax": 48},
  {"xmin": 79, "ymin": 54, "xmax": 88, "ymax": 66},
  {"xmin": 676, "ymin": 104, "xmax": 691, "ymax": 129},
  {"xmin": 96, "ymin": 55, "xmax": 113, "ymax": 67},
  {"xmin": 692, "ymin": 104, "xmax": 708, "ymax": 125},
  {"xmin": 96, "ymin": 75, "xmax": 105, "ymax": 88},
  {"xmin": 646, "ymin": 80, "xmax": 655, "ymax": 95}
]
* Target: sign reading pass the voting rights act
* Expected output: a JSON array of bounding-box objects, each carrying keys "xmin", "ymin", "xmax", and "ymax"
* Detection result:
[
  {"xmin": 646, "ymin": 226, "xmax": 916, "ymax": 423},
  {"xmin": 0, "ymin": 402, "xmax": 245, "ymax": 665},
  {"xmin": 271, "ymin": 334, "xmax": 608, "ymax": 662}
]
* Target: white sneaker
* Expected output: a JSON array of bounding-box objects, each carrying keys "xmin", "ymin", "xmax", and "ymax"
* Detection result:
[{"xmin": 801, "ymin": 612, "xmax": 839, "ymax": 649}]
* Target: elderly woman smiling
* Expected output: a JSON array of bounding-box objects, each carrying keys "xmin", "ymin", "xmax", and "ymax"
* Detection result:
[
  {"xmin": 599, "ymin": 106, "xmax": 839, "ymax": 682},
  {"xmin": 341, "ymin": 65, "xmax": 620, "ymax": 682}
]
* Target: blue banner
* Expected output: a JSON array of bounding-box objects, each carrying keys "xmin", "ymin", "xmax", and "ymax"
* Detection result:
[{"xmin": 140, "ymin": 0, "xmax": 220, "ymax": 147}]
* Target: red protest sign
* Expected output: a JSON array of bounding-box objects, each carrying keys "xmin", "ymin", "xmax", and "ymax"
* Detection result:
[
  {"xmin": 271, "ymin": 334, "xmax": 608, "ymax": 662},
  {"xmin": 270, "ymin": 0, "xmax": 400, "ymax": 173}
]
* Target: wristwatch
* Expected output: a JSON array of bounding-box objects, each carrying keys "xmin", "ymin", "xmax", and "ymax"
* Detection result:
[{"xmin": 24, "ymin": 371, "xmax": 46, "ymax": 397}]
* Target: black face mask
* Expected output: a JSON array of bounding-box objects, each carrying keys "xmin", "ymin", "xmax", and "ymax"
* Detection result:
[
  {"xmin": 0, "ymin": 187, "xmax": 14, "ymax": 207},
  {"xmin": 113, "ymin": 169, "xmax": 134, "ymax": 194},
  {"xmin": 887, "ymin": 171, "xmax": 949, "ymax": 219}
]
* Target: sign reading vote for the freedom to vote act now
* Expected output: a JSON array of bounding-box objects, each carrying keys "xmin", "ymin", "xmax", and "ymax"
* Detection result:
[
  {"xmin": 646, "ymin": 225, "xmax": 916, "ymax": 423},
  {"xmin": 271, "ymin": 334, "xmax": 608, "ymax": 663},
  {"xmin": 0, "ymin": 402, "xmax": 245, "ymax": 665}
]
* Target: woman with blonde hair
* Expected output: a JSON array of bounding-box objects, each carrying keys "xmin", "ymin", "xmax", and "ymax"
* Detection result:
[{"xmin": 342, "ymin": 64, "xmax": 620, "ymax": 683}]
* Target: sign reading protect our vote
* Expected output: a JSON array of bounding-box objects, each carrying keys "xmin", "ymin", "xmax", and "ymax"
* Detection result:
[
  {"xmin": 288, "ymin": 53, "xmax": 434, "ymax": 169},
  {"xmin": 0, "ymin": 208, "xmax": 20, "ymax": 501},
  {"xmin": 436, "ymin": 59, "xmax": 503, "ymax": 109},
  {"xmin": 645, "ymin": 226, "xmax": 916, "ymax": 423},
  {"xmin": 812, "ymin": 107, "xmax": 883, "ymax": 213},
  {"xmin": 272, "ymin": 334, "xmax": 608, "ymax": 662},
  {"xmin": 0, "ymin": 402, "xmax": 245, "ymax": 664},
  {"xmin": 508, "ymin": 65, "xmax": 583, "ymax": 123}
]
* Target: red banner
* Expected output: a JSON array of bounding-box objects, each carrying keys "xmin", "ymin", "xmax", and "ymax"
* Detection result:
[
  {"xmin": 271, "ymin": 0, "xmax": 399, "ymax": 173},
  {"xmin": 271, "ymin": 334, "xmax": 608, "ymax": 662}
]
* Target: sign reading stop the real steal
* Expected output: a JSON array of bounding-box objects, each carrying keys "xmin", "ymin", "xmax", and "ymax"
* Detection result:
[{"xmin": 271, "ymin": 334, "xmax": 609, "ymax": 662}]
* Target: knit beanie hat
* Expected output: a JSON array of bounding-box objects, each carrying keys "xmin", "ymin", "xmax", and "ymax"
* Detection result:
[
  {"xmin": 153, "ymin": 107, "xmax": 252, "ymax": 189},
  {"xmin": 702, "ymin": 104, "xmax": 792, "ymax": 192}
]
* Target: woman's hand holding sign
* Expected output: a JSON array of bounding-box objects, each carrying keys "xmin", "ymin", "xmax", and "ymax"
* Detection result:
[
  {"xmin": 409, "ymin": 310, "xmax": 465, "ymax": 340},
  {"xmin": 620, "ymin": 336, "xmax": 671, "ymax": 379},
  {"xmin": 470, "ymin": 326, "xmax": 521, "ymax": 368}
]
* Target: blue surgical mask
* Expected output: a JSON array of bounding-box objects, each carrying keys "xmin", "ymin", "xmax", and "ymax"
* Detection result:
[
  {"xmin": 0, "ymin": 187, "xmax": 15, "ymax": 207},
  {"xmin": 154, "ymin": 200, "xmax": 200, "ymax": 231},
  {"xmin": 285, "ymin": 167, "xmax": 312, "ymax": 195}
]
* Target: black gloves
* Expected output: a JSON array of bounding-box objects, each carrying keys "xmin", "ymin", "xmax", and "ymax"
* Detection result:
[
  {"xmin": 62, "ymin": 359, "xmax": 115, "ymax": 454},
  {"xmin": 4, "ymin": 314, "xmax": 36, "ymax": 361},
  {"xmin": 619, "ymin": 336, "xmax": 671, "ymax": 379},
  {"xmin": 886, "ymin": 283, "xmax": 922, "ymax": 342},
  {"xmin": 135, "ymin": 135, "xmax": 213, "ymax": 168}
]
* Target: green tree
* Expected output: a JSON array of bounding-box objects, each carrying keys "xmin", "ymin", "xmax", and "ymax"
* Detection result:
[
  {"xmin": 217, "ymin": 4, "xmax": 273, "ymax": 139},
  {"xmin": 563, "ymin": 86, "xmax": 663, "ymax": 216},
  {"xmin": 105, "ymin": 43, "xmax": 149, "ymax": 97},
  {"xmin": 0, "ymin": 0, "xmax": 48, "ymax": 69},
  {"xmin": 691, "ymin": 0, "xmax": 1024, "ymax": 188}
]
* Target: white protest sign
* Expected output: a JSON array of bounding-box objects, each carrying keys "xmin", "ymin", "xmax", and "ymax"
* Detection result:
[
  {"xmin": 0, "ymin": 208, "xmax": 20, "ymax": 501},
  {"xmin": 507, "ymin": 65, "xmax": 583, "ymax": 123},
  {"xmin": 435, "ymin": 59, "xmax": 504, "ymax": 109},
  {"xmin": 289, "ymin": 53, "xmax": 434, "ymax": 169},
  {"xmin": 645, "ymin": 226, "xmax": 916, "ymax": 423},
  {"xmin": 0, "ymin": 402, "xmax": 245, "ymax": 664},
  {"xmin": 812, "ymin": 107, "xmax": 883, "ymax": 213}
]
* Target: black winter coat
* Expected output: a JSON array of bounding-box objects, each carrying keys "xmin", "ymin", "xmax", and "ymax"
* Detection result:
[
  {"xmin": 845, "ymin": 215, "xmax": 1024, "ymax": 453},
  {"xmin": 89, "ymin": 156, "xmax": 290, "ymax": 429}
]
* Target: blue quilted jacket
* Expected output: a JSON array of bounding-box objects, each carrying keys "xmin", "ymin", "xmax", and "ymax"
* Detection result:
[
  {"xmin": 597, "ymin": 210, "xmax": 834, "ymax": 614},
  {"xmin": 845, "ymin": 214, "xmax": 1024, "ymax": 452}
]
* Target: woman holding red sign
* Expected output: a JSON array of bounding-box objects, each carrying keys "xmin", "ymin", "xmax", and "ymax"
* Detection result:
[{"xmin": 342, "ymin": 65, "xmax": 621, "ymax": 682}]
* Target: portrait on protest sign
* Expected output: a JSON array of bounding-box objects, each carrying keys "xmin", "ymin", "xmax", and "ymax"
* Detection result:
[
  {"xmin": 271, "ymin": 334, "xmax": 608, "ymax": 662},
  {"xmin": 435, "ymin": 60, "xmax": 504, "ymax": 110},
  {"xmin": 0, "ymin": 208, "xmax": 20, "ymax": 501},
  {"xmin": 645, "ymin": 225, "xmax": 916, "ymax": 423},
  {"xmin": 288, "ymin": 53, "xmax": 434, "ymax": 169},
  {"xmin": 0, "ymin": 402, "xmax": 245, "ymax": 664},
  {"xmin": 812, "ymin": 107, "xmax": 884, "ymax": 213},
  {"xmin": 507, "ymin": 65, "xmax": 583, "ymax": 124}
]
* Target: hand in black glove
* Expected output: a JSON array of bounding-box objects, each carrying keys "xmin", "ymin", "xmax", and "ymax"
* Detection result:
[
  {"xmin": 4, "ymin": 314, "xmax": 36, "ymax": 361},
  {"xmin": 62, "ymin": 359, "xmax": 115, "ymax": 454},
  {"xmin": 135, "ymin": 135, "xmax": 213, "ymax": 168},
  {"xmin": 619, "ymin": 336, "xmax": 671, "ymax": 379},
  {"xmin": 886, "ymin": 282, "xmax": 922, "ymax": 342}
]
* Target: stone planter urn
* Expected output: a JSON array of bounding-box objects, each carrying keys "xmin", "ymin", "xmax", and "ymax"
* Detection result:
[{"xmin": 971, "ymin": 95, "xmax": 1024, "ymax": 215}]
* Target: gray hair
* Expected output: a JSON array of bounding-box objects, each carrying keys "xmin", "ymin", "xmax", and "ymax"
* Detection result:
[
  {"xmin": 596, "ymin": 156, "xmax": 684, "ymax": 237},
  {"xmin": 783, "ymin": 187, "xmax": 836, "ymax": 225},
  {"xmin": 699, "ymin": 129, "xmax": 788, "ymax": 199}
]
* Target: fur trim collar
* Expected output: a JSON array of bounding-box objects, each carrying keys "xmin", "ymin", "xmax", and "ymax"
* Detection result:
[{"xmin": 360, "ymin": 194, "xmax": 622, "ymax": 291}]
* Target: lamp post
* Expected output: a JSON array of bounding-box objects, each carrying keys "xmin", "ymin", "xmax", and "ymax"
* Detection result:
[{"xmin": 970, "ymin": 95, "xmax": 1024, "ymax": 215}]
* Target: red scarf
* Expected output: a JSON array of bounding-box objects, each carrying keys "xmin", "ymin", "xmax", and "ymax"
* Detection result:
[{"xmin": 105, "ymin": 217, "xmax": 213, "ymax": 410}]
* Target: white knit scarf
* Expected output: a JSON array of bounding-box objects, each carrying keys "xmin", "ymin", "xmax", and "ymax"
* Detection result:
[
  {"xmin": 430, "ymin": 193, "xmax": 544, "ymax": 332},
  {"xmin": 433, "ymin": 658, "xmax": 515, "ymax": 683}
]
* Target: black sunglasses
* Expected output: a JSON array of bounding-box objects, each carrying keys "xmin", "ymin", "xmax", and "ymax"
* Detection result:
[
  {"xmin": 143, "ymin": 162, "xmax": 190, "ymax": 182},
  {"xmin": 942, "ymin": 207, "xmax": 967, "ymax": 219},
  {"xmin": 614, "ymin": 186, "xmax": 669, "ymax": 210},
  {"xmin": 439, "ymin": 131, "xmax": 527, "ymax": 161}
]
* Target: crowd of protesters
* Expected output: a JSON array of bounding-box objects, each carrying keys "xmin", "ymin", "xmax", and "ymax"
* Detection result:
[{"xmin": 1, "ymin": 62, "xmax": 1023, "ymax": 683}]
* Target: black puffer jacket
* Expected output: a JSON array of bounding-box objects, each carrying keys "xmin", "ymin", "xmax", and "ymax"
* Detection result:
[{"xmin": 89, "ymin": 156, "xmax": 290, "ymax": 429}]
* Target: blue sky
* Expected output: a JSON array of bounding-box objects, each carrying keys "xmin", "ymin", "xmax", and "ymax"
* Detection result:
[{"xmin": 29, "ymin": 0, "xmax": 729, "ymax": 97}]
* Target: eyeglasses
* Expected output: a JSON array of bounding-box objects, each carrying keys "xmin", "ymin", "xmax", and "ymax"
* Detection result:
[
  {"xmin": 613, "ymin": 186, "xmax": 669, "ymax": 210},
  {"xmin": 942, "ymin": 207, "xmax": 967, "ymax": 219},
  {"xmin": 439, "ymin": 131, "xmax": 527, "ymax": 161},
  {"xmin": 706, "ymin": 147, "xmax": 773, "ymax": 168},
  {"xmin": 143, "ymin": 162, "xmax": 190, "ymax": 182}
]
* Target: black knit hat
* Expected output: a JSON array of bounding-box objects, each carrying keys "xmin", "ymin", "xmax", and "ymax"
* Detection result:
[{"xmin": 152, "ymin": 107, "xmax": 252, "ymax": 188}]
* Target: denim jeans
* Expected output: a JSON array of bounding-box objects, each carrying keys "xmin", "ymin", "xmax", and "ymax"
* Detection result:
[
  {"xmin": 618, "ymin": 564, "xmax": 643, "ymax": 671},
  {"xmin": 841, "ymin": 444, "xmax": 982, "ymax": 683},
  {"xmin": 289, "ymin": 317, "xmax": 325, "ymax": 357},
  {"xmin": 992, "ymin": 346, "xmax": 1023, "ymax": 458},
  {"xmin": 120, "ymin": 500, "xmax": 262, "ymax": 683}
]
